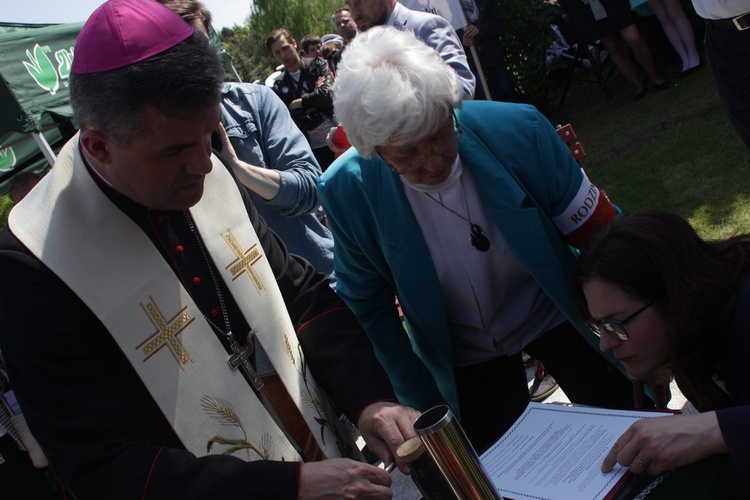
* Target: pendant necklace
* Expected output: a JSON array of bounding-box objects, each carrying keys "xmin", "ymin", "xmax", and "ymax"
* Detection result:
[
  {"xmin": 183, "ymin": 211, "xmax": 264, "ymax": 390},
  {"xmin": 423, "ymin": 183, "xmax": 490, "ymax": 252}
]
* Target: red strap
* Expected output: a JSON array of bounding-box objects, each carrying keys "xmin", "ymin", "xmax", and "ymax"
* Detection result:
[
  {"xmin": 295, "ymin": 307, "xmax": 350, "ymax": 336},
  {"xmin": 141, "ymin": 446, "xmax": 165, "ymax": 500}
]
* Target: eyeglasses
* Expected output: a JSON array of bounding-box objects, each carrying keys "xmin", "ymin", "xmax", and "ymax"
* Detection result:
[
  {"xmin": 377, "ymin": 110, "xmax": 462, "ymax": 175},
  {"xmin": 585, "ymin": 301, "xmax": 655, "ymax": 342}
]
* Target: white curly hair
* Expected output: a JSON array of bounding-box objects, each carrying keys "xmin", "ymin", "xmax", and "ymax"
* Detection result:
[{"xmin": 332, "ymin": 26, "xmax": 463, "ymax": 158}]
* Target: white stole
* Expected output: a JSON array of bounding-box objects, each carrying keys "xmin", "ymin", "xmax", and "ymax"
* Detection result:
[{"xmin": 10, "ymin": 135, "xmax": 354, "ymax": 462}]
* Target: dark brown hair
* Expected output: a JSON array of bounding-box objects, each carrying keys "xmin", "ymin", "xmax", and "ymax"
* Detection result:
[
  {"xmin": 156, "ymin": 0, "xmax": 212, "ymax": 33},
  {"xmin": 301, "ymin": 34, "xmax": 322, "ymax": 54},
  {"xmin": 265, "ymin": 28, "xmax": 294, "ymax": 52},
  {"xmin": 571, "ymin": 210, "xmax": 750, "ymax": 410}
]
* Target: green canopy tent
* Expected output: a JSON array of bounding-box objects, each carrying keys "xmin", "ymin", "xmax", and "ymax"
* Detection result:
[{"xmin": 0, "ymin": 22, "xmax": 81, "ymax": 195}]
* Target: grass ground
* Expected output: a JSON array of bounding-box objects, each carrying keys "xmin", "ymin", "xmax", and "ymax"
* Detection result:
[{"xmin": 543, "ymin": 23, "xmax": 750, "ymax": 240}]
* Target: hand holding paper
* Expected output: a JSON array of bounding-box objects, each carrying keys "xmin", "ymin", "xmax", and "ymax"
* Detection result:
[{"xmin": 602, "ymin": 411, "xmax": 728, "ymax": 476}]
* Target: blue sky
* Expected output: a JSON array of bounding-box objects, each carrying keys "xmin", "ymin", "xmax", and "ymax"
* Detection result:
[{"xmin": 3, "ymin": 0, "xmax": 251, "ymax": 30}]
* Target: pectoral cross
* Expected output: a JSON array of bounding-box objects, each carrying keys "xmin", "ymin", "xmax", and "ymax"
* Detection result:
[{"xmin": 227, "ymin": 337, "xmax": 264, "ymax": 391}]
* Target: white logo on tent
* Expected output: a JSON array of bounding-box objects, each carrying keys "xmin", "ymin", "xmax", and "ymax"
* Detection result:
[
  {"xmin": 0, "ymin": 147, "xmax": 17, "ymax": 171},
  {"xmin": 22, "ymin": 44, "xmax": 74, "ymax": 96}
]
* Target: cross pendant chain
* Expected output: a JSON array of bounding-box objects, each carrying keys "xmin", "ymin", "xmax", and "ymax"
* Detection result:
[
  {"xmin": 182, "ymin": 211, "xmax": 265, "ymax": 391},
  {"xmin": 227, "ymin": 337, "xmax": 264, "ymax": 391}
]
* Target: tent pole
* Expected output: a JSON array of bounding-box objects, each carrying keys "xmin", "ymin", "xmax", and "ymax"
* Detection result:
[
  {"xmin": 470, "ymin": 46, "xmax": 492, "ymax": 101},
  {"xmin": 229, "ymin": 62, "xmax": 242, "ymax": 83},
  {"xmin": 31, "ymin": 132, "xmax": 57, "ymax": 167},
  {"xmin": 220, "ymin": 52, "xmax": 242, "ymax": 83}
]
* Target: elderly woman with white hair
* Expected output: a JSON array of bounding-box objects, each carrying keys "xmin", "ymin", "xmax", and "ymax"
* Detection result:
[{"xmin": 319, "ymin": 26, "xmax": 656, "ymax": 452}]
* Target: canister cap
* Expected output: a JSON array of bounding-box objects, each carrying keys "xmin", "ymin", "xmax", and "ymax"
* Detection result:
[{"xmin": 397, "ymin": 437, "xmax": 426, "ymax": 463}]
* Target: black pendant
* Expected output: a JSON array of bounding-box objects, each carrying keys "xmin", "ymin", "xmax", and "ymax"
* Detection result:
[{"xmin": 470, "ymin": 224, "xmax": 490, "ymax": 251}]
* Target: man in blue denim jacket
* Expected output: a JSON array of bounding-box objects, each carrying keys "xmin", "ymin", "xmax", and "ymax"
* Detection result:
[{"xmin": 217, "ymin": 83, "xmax": 334, "ymax": 277}]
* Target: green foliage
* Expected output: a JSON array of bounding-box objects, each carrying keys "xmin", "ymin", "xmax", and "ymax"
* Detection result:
[
  {"xmin": 219, "ymin": 25, "xmax": 271, "ymax": 84},
  {"xmin": 501, "ymin": 0, "xmax": 558, "ymax": 108},
  {"xmin": 219, "ymin": 0, "xmax": 343, "ymax": 84},
  {"xmin": 0, "ymin": 195, "xmax": 13, "ymax": 232}
]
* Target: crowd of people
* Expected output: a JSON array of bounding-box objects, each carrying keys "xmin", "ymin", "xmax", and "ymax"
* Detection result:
[{"xmin": 0, "ymin": 0, "xmax": 748, "ymax": 498}]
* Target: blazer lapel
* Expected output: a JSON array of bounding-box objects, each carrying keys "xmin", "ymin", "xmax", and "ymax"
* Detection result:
[{"xmin": 365, "ymin": 162, "xmax": 455, "ymax": 366}]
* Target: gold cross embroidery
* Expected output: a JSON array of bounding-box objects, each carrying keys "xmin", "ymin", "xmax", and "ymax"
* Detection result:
[
  {"xmin": 136, "ymin": 296, "xmax": 195, "ymax": 369},
  {"xmin": 223, "ymin": 229, "xmax": 264, "ymax": 294}
]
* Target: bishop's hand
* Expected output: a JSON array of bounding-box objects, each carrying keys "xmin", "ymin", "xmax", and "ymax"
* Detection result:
[{"xmin": 299, "ymin": 458, "xmax": 392, "ymax": 499}]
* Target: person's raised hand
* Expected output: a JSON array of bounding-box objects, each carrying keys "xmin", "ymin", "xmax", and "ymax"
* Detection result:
[
  {"xmin": 357, "ymin": 402, "xmax": 421, "ymax": 474},
  {"xmin": 299, "ymin": 458, "xmax": 392, "ymax": 499},
  {"xmin": 464, "ymin": 24, "xmax": 479, "ymax": 38},
  {"xmin": 462, "ymin": 24, "xmax": 479, "ymax": 46},
  {"xmin": 602, "ymin": 412, "xmax": 727, "ymax": 476},
  {"xmin": 213, "ymin": 122, "xmax": 239, "ymax": 166},
  {"xmin": 213, "ymin": 122, "xmax": 281, "ymax": 199}
]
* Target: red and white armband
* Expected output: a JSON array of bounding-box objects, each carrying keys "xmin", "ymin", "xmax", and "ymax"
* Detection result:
[{"xmin": 553, "ymin": 176, "xmax": 616, "ymax": 248}]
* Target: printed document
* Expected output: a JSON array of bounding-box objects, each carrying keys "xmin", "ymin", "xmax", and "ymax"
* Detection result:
[{"xmin": 480, "ymin": 403, "xmax": 673, "ymax": 500}]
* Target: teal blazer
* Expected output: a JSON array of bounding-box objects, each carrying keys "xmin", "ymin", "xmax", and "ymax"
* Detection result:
[{"xmin": 319, "ymin": 102, "xmax": 618, "ymax": 414}]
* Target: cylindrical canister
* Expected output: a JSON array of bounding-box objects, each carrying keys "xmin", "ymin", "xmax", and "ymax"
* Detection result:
[
  {"xmin": 413, "ymin": 405, "xmax": 503, "ymax": 500},
  {"xmin": 397, "ymin": 437, "xmax": 456, "ymax": 499}
]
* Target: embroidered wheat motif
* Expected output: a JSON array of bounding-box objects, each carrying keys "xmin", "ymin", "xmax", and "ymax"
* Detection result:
[{"xmin": 201, "ymin": 395, "xmax": 270, "ymax": 461}]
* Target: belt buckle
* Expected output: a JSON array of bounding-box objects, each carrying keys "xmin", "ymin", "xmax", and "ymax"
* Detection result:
[{"xmin": 733, "ymin": 12, "xmax": 750, "ymax": 30}]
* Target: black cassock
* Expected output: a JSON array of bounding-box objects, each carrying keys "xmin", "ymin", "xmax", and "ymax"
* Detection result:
[{"xmin": 0, "ymin": 158, "xmax": 396, "ymax": 499}]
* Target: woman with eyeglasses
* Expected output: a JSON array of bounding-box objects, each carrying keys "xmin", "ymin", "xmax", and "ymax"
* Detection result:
[
  {"xmin": 318, "ymin": 26, "xmax": 650, "ymax": 453},
  {"xmin": 571, "ymin": 209, "xmax": 749, "ymax": 495}
]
